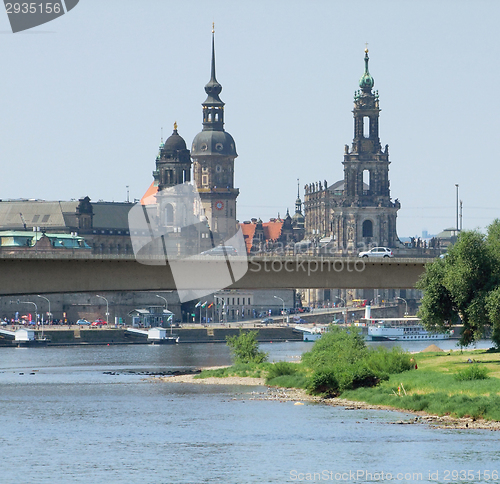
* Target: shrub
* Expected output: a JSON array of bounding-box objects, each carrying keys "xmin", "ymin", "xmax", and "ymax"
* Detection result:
[
  {"xmin": 266, "ymin": 361, "xmax": 298, "ymax": 380},
  {"xmin": 454, "ymin": 364, "xmax": 489, "ymax": 381},
  {"xmin": 366, "ymin": 347, "xmax": 414, "ymax": 375},
  {"xmin": 226, "ymin": 330, "xmax": 268, "ymax": 364},
  {"xmin": 308, "ymin": 370, "xmax": 339, "ymax": 394}
]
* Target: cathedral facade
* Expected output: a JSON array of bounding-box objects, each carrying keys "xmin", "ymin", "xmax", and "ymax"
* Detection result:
[{"xmin": 304, "ymin": 49, "xmax": 401, "ymax": 255}]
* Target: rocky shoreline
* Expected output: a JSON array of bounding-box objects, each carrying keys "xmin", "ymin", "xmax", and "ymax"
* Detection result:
[{"xmin": 152, "ymin": 373, "xmax": 500, "ymax": 431}]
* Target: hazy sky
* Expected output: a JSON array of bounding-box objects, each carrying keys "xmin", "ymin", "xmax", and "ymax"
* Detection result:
[{"xmin": 0, "ymin": 0, "xmax": 498, "ymax": 238}]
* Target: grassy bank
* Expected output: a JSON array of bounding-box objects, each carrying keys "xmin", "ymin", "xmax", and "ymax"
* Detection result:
[
  {"xmin": 197, "ymin": 328, "xmax": 500, "ymax": 421},
  {"xmin": 342, "ymin": 349, "xmax": 500, "ymax": 420}
]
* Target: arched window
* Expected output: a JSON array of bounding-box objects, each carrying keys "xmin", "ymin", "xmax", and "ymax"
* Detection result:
[
  {"xmin": 165, "ymin": 204, "xmax": 174, "ymax": 227},
  {"xmin": 362, "ymin": 220, "xmax": 373, "ymax": 238},
  {"xmin": 363, "ymin": 116, "xmax": 370, "ymax": 138}
]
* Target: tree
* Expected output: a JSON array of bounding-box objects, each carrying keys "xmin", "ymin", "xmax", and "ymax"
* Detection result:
[
  {"xmin": 417, "ymin": 221, "xmax": 500, "ymax": 347},
  {"xmin": 226, "ymin": 330, "xmax": 268, "ymax": 364}
]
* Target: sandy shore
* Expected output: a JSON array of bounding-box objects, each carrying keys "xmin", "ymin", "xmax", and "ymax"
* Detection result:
[{"xmin": 151, "ymin": 373, "xmax": 500, "ymax": 431}]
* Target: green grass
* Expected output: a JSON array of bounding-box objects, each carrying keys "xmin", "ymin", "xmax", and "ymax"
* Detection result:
[
  {"xmin": 341, "ymin": 350, "xmax": 500, "ymax": 420},
  {"xmin": 195, "ymin": 362, "xmax": 270, "ymax": 379}
]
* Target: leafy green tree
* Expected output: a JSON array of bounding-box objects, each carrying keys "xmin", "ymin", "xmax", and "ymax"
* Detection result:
[
  {"xmin": 417, "ymin": 221, "xmax": 500, "ymax": 347},
  {"xmin": 226, "ymin": 330, "xmax": 268, "ymax": 364}
]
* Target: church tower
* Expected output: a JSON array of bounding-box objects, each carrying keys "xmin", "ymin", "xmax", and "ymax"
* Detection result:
[
  {"xmin": 304, "ymin": 48, "xmax": 401, "ymax": 254},
  {"xmin": 191, "ymin": 27, "xmax": 239, "ymax": 243},
  {"xmin": 153, "ymin": 123, "xmax": 191, "ymax": 192},
  {"xmin": 336, "ymin": 48, "xmax": 400, "ymax": 252}
]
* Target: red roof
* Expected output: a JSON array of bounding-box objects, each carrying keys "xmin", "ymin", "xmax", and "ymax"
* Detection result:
[
  {"xmin": 240, "ymin": 223, "xmax": 257, "ymax": 253},
  {"xmin": 239, "ymin": 220, "xmax": 284, "ymax": 253},
  {"xmin": 141, "ymin": 182, "xmax": 158, "ymax": 205},
  {"xmin": 264, "ymin": 221, "xmax": 283, "ymax": 241}
]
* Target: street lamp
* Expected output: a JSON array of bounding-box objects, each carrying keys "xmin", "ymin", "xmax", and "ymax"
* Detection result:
[
  {"xmin": 96, "ymin": 295, "xmax": 109, "ymax": 325},
  {"xmin": 156, "ymin": 294, "xmax": 169, "ymax": 327},
  {"xmin": 214, "ymin": 295, "xmax": 224, "ymax": 324},
  {"xmin": 273, "ymin": 295, "xmax": 285, "ymax": 325},
  {"xmin": 334, "ymin": 296, "xmax": 346, "ymax": 324},
  {"xmin": 395, "ymin": 296, "xmax": 409, "ymax": 316},
  {"xmin": 37, "ymin": 295, "xmax": 51, "ymax": 338},
  {"xmin": 455, "ymin": 184, "xmax": 459, "ymax": 234},
  {"xmin": 18, "ymin": 300, "xmax": 38, "ymax": 327},
  {"xmin": 37, "ymin": 295, "xmax": 51, "ymax": 324}
]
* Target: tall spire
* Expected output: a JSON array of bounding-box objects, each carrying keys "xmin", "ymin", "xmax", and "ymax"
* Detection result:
[
  {"xmin": 295, "ymin": 178, "xmax": 302, "ymax": 214},
  {"xmin": 202, "ymin": 24, "xmax": 224, "ymax": 131},
  {"xmin": 210, "ymin": 22, "xmax": 217, "ymax": 84}
]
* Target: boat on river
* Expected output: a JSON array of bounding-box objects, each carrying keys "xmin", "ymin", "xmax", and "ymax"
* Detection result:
[
  {"xmin": 365, "ymin": 317, "xmax": 451, "ymax": 341},
  {"xmin": 293, "ymin": 325, "xmax": 328, "ymax": 342}
]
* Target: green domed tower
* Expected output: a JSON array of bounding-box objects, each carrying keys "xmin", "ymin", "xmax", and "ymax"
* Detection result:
[{"xmin": 304, "ymin": 48, "xmax": 401, "ymax": 253}]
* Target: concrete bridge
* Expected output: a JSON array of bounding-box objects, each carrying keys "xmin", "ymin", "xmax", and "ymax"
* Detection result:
[{"xmin": 0, "ymin": 253, "xmax": 429, "ymax": 296}]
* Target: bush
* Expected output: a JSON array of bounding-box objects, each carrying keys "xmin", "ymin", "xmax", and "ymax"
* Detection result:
[
  {"xmin": 308, "ymin": 370, "xmax": 339, "ymax": 394},
  {"xmin": 226, "ymin": 330, "xmax": 268, "ymax": 364},
  {"xmin": 266, "ymin": 361, "xmax": 298, "ymax": 380},
  {"xmin": 454, "ymin": 364, "xmax": 489, "ymax": 381},
  {"xmin": 366, "ymin": 347, "xmax": 414, "ymax": 375}
]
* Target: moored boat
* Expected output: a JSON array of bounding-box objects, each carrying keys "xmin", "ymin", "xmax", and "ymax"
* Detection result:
[{"xmin": 364, "ymin": 317, "xmax": 451, "ymax": 341}]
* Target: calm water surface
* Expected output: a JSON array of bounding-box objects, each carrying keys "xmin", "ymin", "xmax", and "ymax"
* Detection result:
[{"xmin": 0, "ymin": 341, "xmax": 499, "ymax": 484}]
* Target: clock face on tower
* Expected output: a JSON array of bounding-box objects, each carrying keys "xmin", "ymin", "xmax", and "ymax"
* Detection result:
[{"xmin": 215, "ymin": 200, "xmax": 224, "ymax": 211}]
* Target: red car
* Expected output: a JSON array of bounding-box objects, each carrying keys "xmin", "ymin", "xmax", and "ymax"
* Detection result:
[{"xmin": 91, "ymin": 319, "xmax": 107, "ymax": 326}]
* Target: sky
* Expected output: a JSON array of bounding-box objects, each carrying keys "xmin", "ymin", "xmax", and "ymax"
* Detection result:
[{"xmin": 0, "ymin": 0, "xmax": 499, "ymax": 238}]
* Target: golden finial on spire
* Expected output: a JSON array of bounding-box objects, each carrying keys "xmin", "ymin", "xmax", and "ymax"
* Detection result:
[
  {"xmin": 364, "ymin": 42, "xmax": 369, "ymax": 53},
  {"xmin": 173, "ymin": 121, "xmax": 177, "ymax": 130},
  {"xmin": 212, "ymin": 22, "xmax": 215, "ymax": 34}
]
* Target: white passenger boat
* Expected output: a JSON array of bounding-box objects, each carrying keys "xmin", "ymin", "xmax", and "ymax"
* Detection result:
[
  {"xmin": 294, "ymin": 325, "xmax": 328, "ymax": 342},
  {"xmin": 365, "ymin": 317, "xmax": 451, "ymax": 341}
]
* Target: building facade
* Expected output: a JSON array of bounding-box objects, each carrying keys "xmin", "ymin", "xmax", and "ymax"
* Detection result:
[
  {"xmin": 304, "ymin": 49, "xmax": 401, "ymax": 255},
  {"xmin": 191, "ymin": 31, "xmax": 239, "ymax": 244}
]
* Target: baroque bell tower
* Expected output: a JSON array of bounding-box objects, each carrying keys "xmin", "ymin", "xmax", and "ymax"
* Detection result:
[
  {"xmin": 304, "ymin": 48, "xmax": 401, "ymax": 254},
  {"xmin": 191, "ymin": 26, "xmax": 239, "ymax": 243},
  {"xmin": 336, "ymin": 48, "xmax": 400, "ymax": 251}
]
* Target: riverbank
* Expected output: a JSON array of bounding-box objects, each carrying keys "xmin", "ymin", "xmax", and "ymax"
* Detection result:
[
  {"xmin": 0, "ymin": 326, "xmax": 302, "ymax": 346},
  {"xmin": 154, "ymin": 347, "xmax": 500, "ymax": 430}
]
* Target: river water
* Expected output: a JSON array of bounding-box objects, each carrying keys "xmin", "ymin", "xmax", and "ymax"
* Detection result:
[{"xmin": 0, "ymin": 340, "xmax": 499, "ymax": 484}]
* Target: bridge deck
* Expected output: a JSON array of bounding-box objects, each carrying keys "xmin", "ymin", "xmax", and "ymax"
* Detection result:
[{"xmin": 0, "ymin": 254, "xmax": 430, "ymax": 295}]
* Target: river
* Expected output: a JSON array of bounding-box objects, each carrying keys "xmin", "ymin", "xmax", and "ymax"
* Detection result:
[{"xmin": 0, "ymin": 341, "xmax": 498, "ymax": 484}]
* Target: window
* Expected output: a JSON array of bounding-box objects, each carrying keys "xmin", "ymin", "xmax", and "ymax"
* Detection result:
[
  {"xmin": 363, "ymin": 116, "xmax": 370, "ymax": 138},
  {"xmin": 165, "ymin": 204, "xmax": 174, "ymax": 226},
  {"xmin": 363, "ymin": 169, "xmax": 370, "ymax": 191},
  {"xmin": 362, "ymin": 220, "xmax": 373, "ymax": 238}
]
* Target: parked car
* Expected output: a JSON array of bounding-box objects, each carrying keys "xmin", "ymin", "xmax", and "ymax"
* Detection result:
[
  {"xmin": 294, "ymin": 318, "xmax": 307, "ymax": 324},
  {"xmin": 358, "ymin": 247, "xmax": 394, "ymax": 258},
  {"xmin": 91, "ymin": 319, "xmax": 107, "ymax": 326},
  {"xmin": 261, "ymin": 317, "xmax": 274, "ymax": 325},
  {"xmin": 201, "ymin": 245, "xmax": 238, "ymax": 256},
  {"xmin": 76, "ymin": 319, "xmax": 91, "ymax": 325}
]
